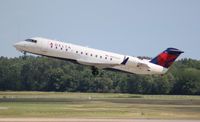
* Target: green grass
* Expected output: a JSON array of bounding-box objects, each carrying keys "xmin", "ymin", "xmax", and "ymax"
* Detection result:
[{"xmin": 0, "ymin": 92, "xmax": 200, "ymax": 119}]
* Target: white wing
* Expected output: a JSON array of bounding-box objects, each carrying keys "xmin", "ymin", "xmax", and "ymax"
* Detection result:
[{"xmin": 77, "ymin": 58, "xmax": 120, "ymax": 69}]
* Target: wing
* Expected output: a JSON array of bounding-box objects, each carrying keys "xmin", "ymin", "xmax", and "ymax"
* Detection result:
[
  {"xmin": 77, "ymin": 58, "xmax": 120, "ymax": 69},
  {"xmin": 137, "ymin": 62, "xmax": 150, "ymax": 69}
]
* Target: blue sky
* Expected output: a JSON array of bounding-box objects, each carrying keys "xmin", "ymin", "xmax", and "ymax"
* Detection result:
[{"xmin": 0, "ymin": 0, "xmax": 199, "ymax": 59}]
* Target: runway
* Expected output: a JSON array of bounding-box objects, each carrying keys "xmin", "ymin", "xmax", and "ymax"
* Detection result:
[{"xmin": 0, "ymin": 118, "xmax": 199, "ymax": 122}]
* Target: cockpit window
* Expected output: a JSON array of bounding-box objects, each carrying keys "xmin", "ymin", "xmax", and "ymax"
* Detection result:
[{"xmin": 25, "ymin": 39, "xmax": 37, "ymax": 43}]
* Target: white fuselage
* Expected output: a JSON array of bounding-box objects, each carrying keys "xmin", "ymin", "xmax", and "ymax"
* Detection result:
[{"xmin": 14, "ymin": 37, "xmax": 168, "ymax": 75}]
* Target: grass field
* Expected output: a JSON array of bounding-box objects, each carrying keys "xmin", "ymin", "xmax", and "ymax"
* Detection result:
[{"xmin": 0, "ymin": 92, "xmax": 200, "ymax": 119}]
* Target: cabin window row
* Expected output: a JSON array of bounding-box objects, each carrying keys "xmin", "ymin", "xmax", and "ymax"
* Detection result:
[
  {"xmin": 49, "ymin": 42, "xmax": 113, "ymax": 61},
  {"xmin": 76, "ymin": 51, "xmax": 112, "ymax": 60}
]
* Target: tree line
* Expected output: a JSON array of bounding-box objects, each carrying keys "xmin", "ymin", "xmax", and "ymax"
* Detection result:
[{"xmin": 0, "ymin": 56, "xmax": 200, "ymax": 95}]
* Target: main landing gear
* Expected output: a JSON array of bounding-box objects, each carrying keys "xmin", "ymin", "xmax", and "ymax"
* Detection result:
[{"xmin": 91, "ymin": 66, "xmax": 99, "ymax": 76}]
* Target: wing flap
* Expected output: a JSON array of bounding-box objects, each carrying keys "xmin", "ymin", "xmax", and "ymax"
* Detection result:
[
  {"xmin": 137, "ymin": 62, "xmax": 150, "ymax": 69},
  {"xmin": 77, "ymin": 58, "xmax": 119, "ymax": 69}
]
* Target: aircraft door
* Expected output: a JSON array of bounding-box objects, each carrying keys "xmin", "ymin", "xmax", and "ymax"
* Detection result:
[{"xmin": 38, "ymin": 39, "xmax": 48, "ymax": 54}]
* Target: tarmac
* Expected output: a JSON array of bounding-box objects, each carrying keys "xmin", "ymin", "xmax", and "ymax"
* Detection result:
[{"xmin": 0, "ymin": 118, "xmax": 199, "ymax": 122}]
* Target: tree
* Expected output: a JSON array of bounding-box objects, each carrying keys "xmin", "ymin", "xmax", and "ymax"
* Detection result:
[
  {"xmin": 0, "ymin": 56, "xmax": 199, "ymax": 95},
  {"xmin": 45, "ymin": 68, "xmax": 65, "ymax": 91},
  {"xmin": 172, "ymin": 68, "xmax": 200, "ymax": 95}
]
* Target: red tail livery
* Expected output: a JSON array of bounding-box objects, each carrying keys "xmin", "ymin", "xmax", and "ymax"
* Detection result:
[{"xmin": 150, "ymin": 48, "xmax": 184, "ymax": 68}]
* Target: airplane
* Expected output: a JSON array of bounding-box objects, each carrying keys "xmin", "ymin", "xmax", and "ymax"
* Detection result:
[{"xmin": 14, "ymin": 37, "xmax": 184, "ymax": 75}]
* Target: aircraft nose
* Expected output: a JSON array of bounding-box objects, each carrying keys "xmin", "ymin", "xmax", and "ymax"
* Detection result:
[
  {"xmin": 14, "ymin": 42, "xmax": 22, "ymax": 48},
  {"xmin": 14, "ymin": 42, "xmax": 25, "ymax": 51}
]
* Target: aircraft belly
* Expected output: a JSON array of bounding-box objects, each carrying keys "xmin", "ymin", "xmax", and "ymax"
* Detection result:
[{"xmin": 112, "ymin": 65, "xmax": 153, "ymax": 74}]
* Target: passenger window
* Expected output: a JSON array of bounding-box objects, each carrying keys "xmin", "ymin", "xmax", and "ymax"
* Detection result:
[
  {"xmin": 50, "ymin": 43, "xmax": 53, "ymax": 48},
  {"xmin": 55, "ymin": 44, "xmax": 58, "ymax": 49}
]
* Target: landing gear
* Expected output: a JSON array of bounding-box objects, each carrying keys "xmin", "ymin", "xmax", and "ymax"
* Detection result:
[
  {"xmin": 91, "ymin": 66, "xmax": 99, "ymax": 76},
  {"xmin": 22, "ymin": 51, "xmax": 27, "ymax": 60}
]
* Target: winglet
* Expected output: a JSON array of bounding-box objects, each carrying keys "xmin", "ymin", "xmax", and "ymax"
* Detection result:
[{"xmin": 121, "ymin": 57, "xmax": 129, "ymax": 65}]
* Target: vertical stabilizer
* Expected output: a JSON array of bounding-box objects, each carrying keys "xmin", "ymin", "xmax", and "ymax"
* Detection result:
[{"xmin": 150, "ymin": 48, "xmax": 184, "ymax": 68}]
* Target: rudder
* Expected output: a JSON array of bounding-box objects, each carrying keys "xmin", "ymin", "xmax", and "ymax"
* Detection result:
[{"xmin": 150, "ymin": 48, "xmax": 184, "ymax": 68}]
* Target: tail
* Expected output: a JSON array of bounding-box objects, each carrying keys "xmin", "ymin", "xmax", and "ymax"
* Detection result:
[{"xmin": 150, "ymin": 48, "xmax": 184, "ymax": 68}]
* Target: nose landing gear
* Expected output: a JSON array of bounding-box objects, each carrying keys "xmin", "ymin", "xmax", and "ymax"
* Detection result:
[{"xmin": 22, "ymin": 51, "xmax": 27, "ymax": 60}]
